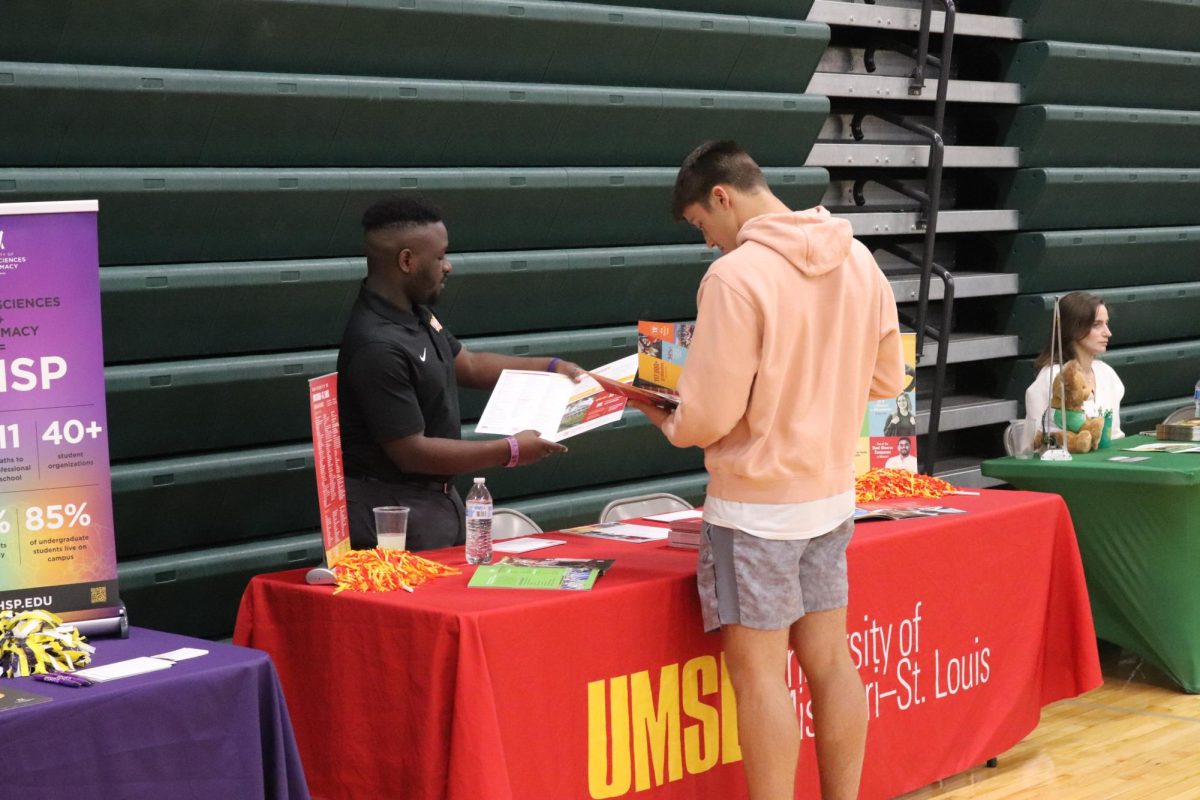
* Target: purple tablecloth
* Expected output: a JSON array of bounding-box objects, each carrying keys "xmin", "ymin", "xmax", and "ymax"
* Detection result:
[{"xmin": 0, "ymin": 626, "xmax": 309, "ymax": 800}]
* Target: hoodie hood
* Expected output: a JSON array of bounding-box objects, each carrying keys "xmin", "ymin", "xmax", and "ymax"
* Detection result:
[{"xmin": 735, "ymin": 206, "xmax": 852, "ymax": 277}]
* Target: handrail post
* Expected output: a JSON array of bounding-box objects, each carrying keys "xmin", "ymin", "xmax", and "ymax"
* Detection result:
[
  {"xmin": 934, "ymin": 1, "xmax": 956, "ymax": 135},
  {"xmin": 910, "ymin": 0, "xmax": 933, "ymax": 95}
]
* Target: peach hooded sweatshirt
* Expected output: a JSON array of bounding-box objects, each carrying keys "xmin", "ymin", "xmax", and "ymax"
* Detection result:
[{"xmin": 661, "ymin": 206, "xmax": 905, "ymax": 505}]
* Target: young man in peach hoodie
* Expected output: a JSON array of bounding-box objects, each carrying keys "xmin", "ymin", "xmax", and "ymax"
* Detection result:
[{"xmin": 633, "ymin": 141, "xmax": 906, "ymax": 800}]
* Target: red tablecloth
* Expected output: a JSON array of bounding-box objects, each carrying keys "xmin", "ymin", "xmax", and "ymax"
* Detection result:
[{"xmin": 234, "ymin": 489, "xmax": 1100, "ymax": 800}]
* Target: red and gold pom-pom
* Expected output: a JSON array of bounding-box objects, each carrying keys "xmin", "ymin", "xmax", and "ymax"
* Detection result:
[
  {"xmin": 331, "ymin": 548, "xmax": 460, "ymax": 594},
  {"xmin": 855, "ymin": 469, "xmax": 955, "ymax": 503}
]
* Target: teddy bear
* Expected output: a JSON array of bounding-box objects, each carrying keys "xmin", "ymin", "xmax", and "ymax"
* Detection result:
[{"xmin": 1035, "ymin": 360, "xmax": 1106, "ymax": 453}]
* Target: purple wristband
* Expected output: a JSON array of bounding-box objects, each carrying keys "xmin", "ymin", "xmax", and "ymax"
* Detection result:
[
  {"xmin": 504, "ymin": 436, "xmax": 520, "ymax": 468},
  {"xmin": 546, "ymin": 357, "xmax": 561, "ymax": 373}
]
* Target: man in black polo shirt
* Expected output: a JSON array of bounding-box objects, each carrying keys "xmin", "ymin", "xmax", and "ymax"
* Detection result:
[{"xmin": 338, "ymin": 197, "xmax": 582, "ymax": 551}]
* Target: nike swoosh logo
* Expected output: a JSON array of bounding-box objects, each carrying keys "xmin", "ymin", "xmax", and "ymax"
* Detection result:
[{"xmin": 419, "ymin": 348, "xmax": 427, "ymax": 362}]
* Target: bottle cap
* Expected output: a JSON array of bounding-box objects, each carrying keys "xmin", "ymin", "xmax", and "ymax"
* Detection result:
[{"xmin": 474, "ymin": 477, "xmax": 485, "ymax": 484}]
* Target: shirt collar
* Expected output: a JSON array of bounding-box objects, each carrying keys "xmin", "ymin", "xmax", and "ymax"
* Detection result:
[{"xmin": 359, "ymin": 281, "xmax": 426, "ymax": 331}]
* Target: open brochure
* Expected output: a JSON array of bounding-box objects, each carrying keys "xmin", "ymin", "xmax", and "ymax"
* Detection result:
[
  {"xmin": 498, "ymin": 556, "xmax": 615, "ymax": 575},
  {"xmin": 475, "ymin": 355, "xmax": 637, "ymax": 441},
  {"xmin": 468, "ymin": 562, "xmax": 600, "ymax": 591},
  {"xmin": 560, "ymin": 521, "xmax": 670, "ymax": 543},
  {"xmin": 586, "ymin": 372, "xmax": 678, "ymax": 411},
  {"xmin": 853, "ymin": 505, "xmax": 966, "ymax": 521}
]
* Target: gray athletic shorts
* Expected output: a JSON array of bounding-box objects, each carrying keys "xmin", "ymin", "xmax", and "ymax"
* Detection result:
[{"xmin": 696, "ymin": 517, "xmax": 854, "ymax": 632}]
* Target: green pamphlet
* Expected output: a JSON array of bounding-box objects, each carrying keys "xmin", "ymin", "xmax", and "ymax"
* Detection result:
[{"xmin": 468, "ymin": 563, "xmax": 599, "ymax": 591}]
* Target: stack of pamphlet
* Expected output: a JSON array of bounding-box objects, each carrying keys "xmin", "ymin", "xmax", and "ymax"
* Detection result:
[
  {"xmin": 1156, "ymin": 418, "xmax": 1200, "ymax": 442},
  {"xmin": 468, "ymin": 557, "xmax": 615, "ymax": 591},
  {"xmin": 666, "ymin": 517, "xmax": 703, "ymax": 549},
  {"xmin": 640, "ymin": 509, "xmax": 704, "ymax": 549}
]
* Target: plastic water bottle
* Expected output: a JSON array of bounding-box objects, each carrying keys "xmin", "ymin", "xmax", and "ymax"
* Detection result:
[
  {"xmin": 465, "ymin": 477, "xmax": 493, "ymax": 565},
  {"xmin": 1194, "ymin": 379, "xmax": 1200, "ymax": 419}
]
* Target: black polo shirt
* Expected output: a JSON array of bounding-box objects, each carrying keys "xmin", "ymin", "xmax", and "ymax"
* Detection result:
[{"xmin": 337, "ymin": 283, "xmax": 462, "ymax": 483}]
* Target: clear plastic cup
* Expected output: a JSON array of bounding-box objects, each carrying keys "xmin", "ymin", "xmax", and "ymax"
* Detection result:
[{"xmin": 373, "ymin": 506, "xmax": 410, "ymax": 550}]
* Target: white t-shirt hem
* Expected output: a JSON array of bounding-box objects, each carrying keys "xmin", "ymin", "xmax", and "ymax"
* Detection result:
[{"xmin": 704, "ymin": 490, "xmax": 855, "ymax": 541}]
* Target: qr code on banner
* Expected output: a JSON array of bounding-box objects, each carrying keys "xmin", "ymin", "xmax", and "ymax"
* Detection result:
[{"xmin": 90, "ymin": 585, "xmax": 107, "ymax": 603}]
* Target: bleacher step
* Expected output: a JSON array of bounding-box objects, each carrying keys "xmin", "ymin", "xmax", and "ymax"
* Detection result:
[
  {"xmin": 807, "ymin": 73, "xmax": 1021, "ymax": 104},
  {"xmin": 916, "ymin": 396, "xmax": 1018, "ymax": 436},
  {"xmin": 807, "ymin": 143, "xmax": 1020, "ymax": 169},
  {"xmin": 919, "ymin": 333, "xmax": 1020, "ymax": 366},
  {"xmin": 932, "ymin": 457, "xmax": 1007, "ymax": 489},
  {"xmin": 835, "ymin": 210, "xmax": 1019, "ymax": 235},
  {"xmin": 885, "ymin": 269, "xmax": 1019, "ymax": 301},
  {"xmin": 808, "ymin": 0, "xmax": 1024, "ymax": 40}
]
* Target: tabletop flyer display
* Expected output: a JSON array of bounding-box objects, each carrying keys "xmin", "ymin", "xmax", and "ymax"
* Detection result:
[
  {"xmin": 0, "ymin": 200, "xmax": 120, "ymax": 622},
  {"xmin": 308, "ymin": 373, "xmax": 351, "ymax": 569},
  {"xmin": 859, "ymin": 332, "xmax": 919, "ymax": 475}
]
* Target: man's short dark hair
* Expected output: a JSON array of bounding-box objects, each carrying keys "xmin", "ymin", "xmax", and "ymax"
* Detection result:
[
  {"xmin": 362, "ymin": 196, "xmax": 442, "ymax": 234},
  {"xmin": 671, "ymin": 140, "xmax": 768, "ymax": 220}
]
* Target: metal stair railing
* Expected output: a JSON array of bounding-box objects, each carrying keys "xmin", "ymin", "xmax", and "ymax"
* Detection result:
[
  {"xmin": 850, "ymin": 111, "xmax": 943, "ymax": 356},
  {"xmin": 843, "ymin": 0, "xmax": 957, "ymax": 472},
  {"xmin": 849, "ymin": 112, "xmax": 951, "ymax": 475},
  {"xmin": 887, "ymin": 246, "xmax": 954, "ymax": 476}
]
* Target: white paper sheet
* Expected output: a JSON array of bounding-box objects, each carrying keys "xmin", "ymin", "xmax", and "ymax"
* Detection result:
[
  {"xmin": 644, "ymin": 509, "xmax": 702, "ymax": 522},
  {"xmin": 492, "ymin": 538, "xmax": 568, "ymax": 553},
  {"xmin": 152, "ymin": 647, "xmax": 209, "ymax": 662},
  {"xmin": 76, "ymin": 656, "xmax": 175, "ymax": 682}
]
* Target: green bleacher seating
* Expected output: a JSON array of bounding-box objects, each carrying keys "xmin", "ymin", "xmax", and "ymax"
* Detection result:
[
  {"xmin": 1120, "ymin": 397, "xmax": 1195, "ymax": 434},
  {"xmin": 100, "ymin": 258, "xmax": 362, "ymax": 363},
  {"xmin": 572, "ymin": 0, "xmax": 816, "ymax": 18},
  {"xmin": 436, "ymin": 247, "xmax": 710, "ymax": 337},
  {"xmin": 118, "ymin": 532, "xmax": 324, "ymax": 639},
  {"xmin": 111, "ymin": 445, "xmax": 317, "ymax": 558},
  {"xmin": 1006, "ymin": 41, "xmax": 1200, "ymax": 111},
  {"xmin": 999, "ymin": 227, "xmax": 1200, "ymax": 292},
  {"xmin": 1, "ymin": 62, "xmax": 828, "ymax": 168},
  {"xmin": 1004, "ymin": 169, "xmax": 1200, "ymax": 230},
  {"xmin": 105, "ymin": 352, "xmax": 337, "ymax": 459},
  {"xmin": 1, "ymin": 167, "xmax": 827, "ymax": 264},
  {"xmin": 2, "ymin": 1, "xmax": 828, "ymax": 93},
  {"xmin": 105, "ymin": 323, "xmax": 692, "ymax": 458},
  {"xmin": 507, "ymin": 471, "xmax": 709, "ymax": 532},
  {"xmin": 1096, "ymin": 341, "xmax": 1200, "ymax": 405},
  {"xmin": 1008, "ymin": 341, "xmax": 1200, "ymax": 409},
  {"xmin": 1005, "ymin": 284, "xmax": 1200, "ymax": 354},
  {"xmin": 100, "ymin": 245, "xmax": 713, "ymax": 363},
  {"xmin": 1003, "ymin": 0, "xmax": 1200, "ymax": 54},
  {"xmin": 110, "ymin": 413, "xmax": 698, "ymax": 555},
  {"xmin": 1007, "ymin": 106, "xmax": 1200, "ymax": 168}
]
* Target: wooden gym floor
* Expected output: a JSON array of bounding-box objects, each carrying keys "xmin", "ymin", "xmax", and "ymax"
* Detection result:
[{"xmin": 899, "ymin": 642, "xmax": 1200, "ymax": 800}]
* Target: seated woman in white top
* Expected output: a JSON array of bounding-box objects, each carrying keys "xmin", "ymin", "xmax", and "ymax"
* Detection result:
[{"xmin": 1024, "ymin": 291, "xmax": 1125, "ymax": 449}]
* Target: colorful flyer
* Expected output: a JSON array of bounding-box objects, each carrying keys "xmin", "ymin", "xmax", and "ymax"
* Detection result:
[
  {"xmin": 634, "ymin": 321, "xmax": 694, "ymax": 397},
  {"xmin": 308, "ymin": 374, "xmax": 351, "ymax": 568},
  {"xmin": 858, "ymin": 332, "xmax": 919, "ymax": 475},
  {"xmin": 0, "ymin": 200, "xmax": 120, "ymax": 616}
]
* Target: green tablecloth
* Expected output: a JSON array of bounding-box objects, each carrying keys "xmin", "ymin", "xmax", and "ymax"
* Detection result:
[{"xmin": 983, "ymin": 435, "xmax": 1200, "ymax": 692}]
